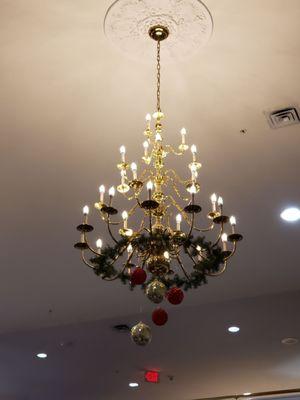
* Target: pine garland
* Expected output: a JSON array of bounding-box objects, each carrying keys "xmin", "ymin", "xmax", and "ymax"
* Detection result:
[{"xmin": 90, "ymin": 233, "xmax": 225, "ymax": 291}]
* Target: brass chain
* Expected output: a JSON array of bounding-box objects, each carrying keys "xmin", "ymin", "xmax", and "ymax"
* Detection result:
[{"xmin": 156, "ymin": 40, "xmax": 161, "ymax": 112}]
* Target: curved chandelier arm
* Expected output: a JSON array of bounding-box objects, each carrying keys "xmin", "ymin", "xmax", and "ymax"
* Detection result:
[
  {"xmin": 194, "ymin": 222, "xmax": 215, "ymax": 232},
  {"xmin": 81, "ymin": 251, "xmax": 96, "ymax": 269},
  {"xmin": 165, "ymin": 169, "xmax": 187, "ymax": 186},
  {"xmin": 176, "ymin": 256, "xmax": 191, "ymax": 281},
  {"xmin": 169, "ymin": 179, "xmax": 190, "ymax": 203},
  {"xmin": 223, "ymin": 241, "xmax": 237, "ymax": 261},
  {"xmin": 205, "ymin": 261, "xmax": 228, "ymax": 277},
  {"xmin": 212, "ymin": 223, "xmax": 224, "ymax": 247},
  {"xmin": 107, "ymin": 218, "xmax": 119, "ymax": 244},
  {"xmin": 185, "ymin": 247, "xmax": 198, "ymax": 266},
  {"xmin": 83, "ymin": 233, "xmax": 102, "ymax": 256},
  {"xmin": 165, "ymin": 144, "xmax": 184, "ymax": 156}
]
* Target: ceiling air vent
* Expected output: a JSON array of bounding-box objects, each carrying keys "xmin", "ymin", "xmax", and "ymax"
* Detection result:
[{"xmin": 265, "ymin": 106, "xmax": 300, "ymax": 129}]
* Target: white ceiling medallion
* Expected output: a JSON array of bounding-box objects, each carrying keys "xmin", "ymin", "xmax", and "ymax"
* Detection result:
[{"xmin": 104, "ymin": 0, "xmax": 213, "ymax": 61}]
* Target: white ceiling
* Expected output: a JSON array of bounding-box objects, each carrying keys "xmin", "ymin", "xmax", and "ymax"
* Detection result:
[{"xmin": 0, "ymin": 0, "xmax": 300, "ymax": 398}]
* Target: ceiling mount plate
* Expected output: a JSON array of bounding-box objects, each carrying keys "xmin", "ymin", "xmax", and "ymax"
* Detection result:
[
  {"xmin": 104, "ymin": 0, "xmax": 213, "ymax": 61},
  {"xmin": 149, "ymin": 25, "xmax": 169, "ymax": 41}
]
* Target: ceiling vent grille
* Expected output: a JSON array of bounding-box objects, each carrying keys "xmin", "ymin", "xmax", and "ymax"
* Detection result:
[{"xmin": 265, "ymin": 106, "xmax": 300, "ymax": 129}]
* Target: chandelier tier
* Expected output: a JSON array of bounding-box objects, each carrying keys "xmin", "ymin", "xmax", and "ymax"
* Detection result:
[{"xmin": 74, "ymin": 25, "xmax": 243, "ymax": 345}]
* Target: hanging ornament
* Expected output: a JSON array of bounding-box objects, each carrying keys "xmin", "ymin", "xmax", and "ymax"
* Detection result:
[
  {"xmin": 166, "ymin": 287, "xmax": 184, "ymax": 305},
  {"xmin": 131, "ymin": 267, "xmax": 147, "ymax": 285},
  {"xmin": 130, "ymin": 321, "xmax": 152, "ymax": 346},
  {"xmin": 152, "ymin": 308, "xmax": 168, "ymax": 326},
  {"xmin": 146, "ymin": 279, "xmax": 167, "ymax": 303}
]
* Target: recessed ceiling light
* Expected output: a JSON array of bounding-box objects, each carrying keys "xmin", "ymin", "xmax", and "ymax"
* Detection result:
[
  {"xmin": 129, "ymin": 382, "xmax": 139, "ymax": 388},
  {"xmin": 280, "ymin": 207, "xmax": 300, "ymax": 222},
  {"xmin": 243, "ymin": 393, "xmax": 252, "ymax": 396},
  {"xmin": 36, "ymin": 353, "xmax": 47, "ymax": 359},
  {"xmin": 228, "ymin": 326, "xmax": 240, "ymax": 333}
]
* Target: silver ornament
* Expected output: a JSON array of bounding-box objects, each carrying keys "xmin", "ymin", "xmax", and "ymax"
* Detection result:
[
  {"xmin": 146, "ymin": 279, "xmax": 167, "ymax": 304},
  {"xmin": 131, "ymin": 321, "xmax": 152, "ymax": 346}
]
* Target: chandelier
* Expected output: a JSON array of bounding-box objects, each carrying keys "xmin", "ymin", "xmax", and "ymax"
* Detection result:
[{"xmin": 74, "ymin": 25, "xmax": 243, "ymax": 346}]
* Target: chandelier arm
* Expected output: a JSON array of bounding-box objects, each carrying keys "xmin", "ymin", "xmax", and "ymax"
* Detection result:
[
  {"xmin": 81, "ymin": 251, "xmax": 96, "ymax": 269},
  {"xmin": 106, "ymin": 218, "xmax": 119, "ymax": 244},
  {"xmin": 205, "ymin": 261, "xmax": 227, "ymax": 277},
  {"xmin": 168, "ymin": 195, "xmax": 191, "ymax": 224},
  {"xmin": 165, "ymin": 144, "xmax": 184, "ymax": 156},
  {"xmin": 176, "ymin": 255, "xmax": 191, "ymax": 281},
  {"xmin": 83, "ymin": 233, "xmax": 102, "ymax": 256},
  {"xmin": 212, "ymin": 223, "xmax": 224, "ymax": 247},
  {"xmin": 187, "ymin": 212, "xmax": 195, "ymax": 237},
  {"xmin": 194, "ymin": 223, "xmax": 215, "ymax": 232},
  {"xmin": 168, "ymin": 178, "xmax": 190, "ymax": 202},
  {"xmin": 185, "ymin": 247, "xmax": 198, "ymax": 266},
  {"xmin": 165, "ymin": 169, "xmax": 187, "ymax": 186},
  {"xmin": 223, "ymin": 241, "xmax": 237, "ymax": 261}
]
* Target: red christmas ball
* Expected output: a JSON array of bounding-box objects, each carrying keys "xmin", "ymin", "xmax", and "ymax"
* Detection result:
[
  {"xmin": 166, "ymin": 287, "xmax": 184, "ymax": 305},
  {"xmin": 131, "ymin": 267, "xmax": 147, "ymax": 285},
  {"xmin": 152, "ymin": 308, "xmax": 168, "ymax": 326}
]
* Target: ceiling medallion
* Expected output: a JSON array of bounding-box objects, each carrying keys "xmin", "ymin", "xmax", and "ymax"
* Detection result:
[
  {"xmin": 104, "ymin": 0, "xmax": 213, "ymax": 61},
  {"xmin": 75, "ymin": 4, "xmax": 243, "ymax": 346}
]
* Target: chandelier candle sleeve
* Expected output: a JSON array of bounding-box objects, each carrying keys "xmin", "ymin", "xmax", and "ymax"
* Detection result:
[
  {"xmin": 83, "ymin": 206, "xmax": 89, "ymax": 223},
  {"xmin": 230, "ymin": 216, "xmax": 236, "ymax": 233},
  {"xmin": 221, "ymin": 233, "xmax": 228, "ymax": 251},
  {"xmin": 131, "ymin": 163, "xmax": 138, "ymax": 180},
  {"xmin": 218, "ymin": 196, "xmax": 223, "ymax": 212},
  {"xmin": 99, "ymin": 185, "xmax": 105, "ymax": 203},
  {"xmin": 211, "ymin": 193, "xmax": 217, "ymax": 212},
  {"xmin": 108, "ymin": 186, "xmax": 115, "ymax": 205},
  {"xmin": 122, "ymin": 210, "xmax": 128, "ymax": 229},
  {"xmin": 120, "ymin": 146, "xmax": 126, "ymax": 163},
  {"xmin": 181, "ymin": 127, "xmax": 187, "ymax": 144},
  {"xmin": 143, "ymin": 141, "xmax": 149, "ymax": 157},
  {"xmin": 176, "ymin": 214, "xmax": 182, "ymax": 231},
  {"xmin": 191, "ymin": 145, "xmax": 197, "ymax": 162},
  {"xmin": 96, "ymin": 239, "xmax": 102, "ymax": 254},
  {"xmin": 147, "ymin": 180, "xmax": 153, "ymax": 200}
]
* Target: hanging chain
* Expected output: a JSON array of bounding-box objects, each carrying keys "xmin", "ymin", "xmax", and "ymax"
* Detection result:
[{"xmin": 156, "ymin": 40, "xmax": 161, "ymax": 112}]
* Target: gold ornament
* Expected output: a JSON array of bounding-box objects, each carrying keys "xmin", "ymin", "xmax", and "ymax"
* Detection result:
[
  {"xmin": 146, "ymin": 279, "xmax": 167, "ymax": 303},
  {"xmin": 130, "ymin": 321, "xmax": 152, "ymax": 346}
]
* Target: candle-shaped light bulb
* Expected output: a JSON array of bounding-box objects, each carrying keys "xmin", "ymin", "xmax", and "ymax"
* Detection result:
[
  {"xmin": 99, "ymin": 185, "xmax": 105, "ymax": 203},
  {"xmin": 143, "ymin": 141, "xmax": 149, "ymax": 157},
  {"xmin": 218, "ymin": 196, "xmax": 223, "ymax": 213},
  {"xmin": 221, "ymin": 233, "xmax": 228, "ymax": 251},
  {"xmin": 180, "ymin": 127, "xmax": 187, "ymax": 144},
  {"xmin": 155, "ymin": 132, "xmax": 162, "ymax": 142},
  {"xmin": 119, "ymin": 145, "xmax": 126, "ymax": 163},
  {"xmin": 131, "ymin": 162, "xmax": 137, "ymax": 180},
  {"xmin": 83, "ymin": 205, "xmax": 89, "ymax": 215},
  {"xmin": 83, "ymin": 205, "xmax": 89, "ymax": 223},
  {"xmin": 191, "ymin": 144, "xmax": 197, "ymax": 162},
  {"xmin": 176, "ymin": 213, "xmax": 182, "ymax": 231},
  {"xmin": 189, "ymin": 184, "xmax": 197, "ymax": 194},
  {"xmin": 122, "ymin": 210, "xmax": 128, "ymax": 229},
  {"xmin": 145, "ymin": 113, "xmax": 151, "ymax": 122},
  {"xmin": 147, "ymin": 180, "xmax": 153, "ymax": 199},
  {"xmin": 127, "ymin": 243, "xmax": 133, "ymax": 254},
  {"xmin": 196, "ymin": 245, "xmax": 202, "ymax": 261},
  {"xmin": 164, "ymin": 251, "xmax": 170, "ymax": 260},
  {"xmin": 230, "ymin": 215, "xmax": 236, "ymax": 233},
  {"xmin": 211, "ymin": 193, "xmax": 217, "ymax": 212},
  {"xmin": 96, "ymin": 238, "xmax": 102, "ymax": 254}
]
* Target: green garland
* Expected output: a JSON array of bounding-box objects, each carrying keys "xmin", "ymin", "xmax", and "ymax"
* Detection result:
[{"xmin": 90, "ymin": 233, "xmax": 225, "ymax": 291}]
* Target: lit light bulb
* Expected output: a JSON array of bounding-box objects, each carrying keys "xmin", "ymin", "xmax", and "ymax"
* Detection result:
[
  {"xmin": 131, "ymin": 162, "xmax": 137, "ymax": 180},
  {"xmin": 196, "ymin": 245, "xmax": 201, "ymax": 252},
  {"xmin": 122, "ymin": 210, "xmax": 128, "ymax": 229},
  {"xmin": 96, "ymin": 238, "xmax": 102, "ymax": 254},
  {"xmin": 147, "ymin": 180, "xmax": 153, "ymax": 199},
  {"xmin": 109, "ymin": 186, "xmax": 115, "ymax": 197},
  {"xmin": 189, "ymin": 184, "xmax": 197, "ymax": 194},
  {"xmin": 211, "ymin": 193, "xmax": 217, "ymax": 212},
  {"xmin": 191, "ymin": 144, "xmax": 197, "ymax": 162},
  {"xmin": 230, "ymin": 215, "xmax": 236, "ymax": 234},
  {"xmin": 83, "ymin": 205, "xmax": 89, "ymax": 215},
  {"xmin": 119, "ymin": 145, "xmax": 126, "ymax": 162},
  {"xmin": 99, "ymin": 185, "xmax": 105, "ymax": 203},
  {"xmin": 143, "ymin": 141, "xmax": 149, "ymax": 157},
  {"xmin": 164, "ymin": 251, "xmax": 170, "ymax": 260},
  {"xmin": 127, "ymin": 243, "xmax": 133, "ymax": 254},
  {"xmin": 145, "ymin": 113, "xmax": 151, "ymax": 122},
  {"xmin": 218, "ymin": 196, "xmax": 223, "ymax": 212},
  {"xmin": 196, "ymin": 245, "xmax": 203, "ymax": 261},
  {"xmin": 176, "ymin": 213, "xmax": 182, "ymax": 231},
  {"xmin": 180, "ymin": 127, "xmax": 187, "ymax": 144},
  {"xmin": 221, "ymin": 233, "xmax": 228, "ymax": 251},
  {"xmin": 155, "ymin": 132, "xmax": 162, "ymax": 142}
]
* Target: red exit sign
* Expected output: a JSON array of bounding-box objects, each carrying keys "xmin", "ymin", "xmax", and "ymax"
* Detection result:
[{"xmin": 145, "ymin": 370, "xmax": 159, "ymax": 383}]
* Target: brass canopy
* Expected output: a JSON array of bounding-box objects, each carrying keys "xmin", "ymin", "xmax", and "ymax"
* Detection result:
[{"xmin": 149, "ymin": 25, "xmax": 169, "ymax": 41}]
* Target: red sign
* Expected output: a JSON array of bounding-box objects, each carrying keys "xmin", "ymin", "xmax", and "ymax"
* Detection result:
[{"xmin": 145, "ymin": 370, "xmax": 159, "ymax": 383}]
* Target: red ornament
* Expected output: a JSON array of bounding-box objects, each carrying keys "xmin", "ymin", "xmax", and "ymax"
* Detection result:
[
  {"xmin": 166, "ymin": 287, "xmax": 184, "ymax": 305},
  {"xmin": 131, "ymin": 267, "xmax": 147, "ymax": 285},
  {"xmin": 152, "ymin": 308, "xmax": 168, "ymax": 326}
]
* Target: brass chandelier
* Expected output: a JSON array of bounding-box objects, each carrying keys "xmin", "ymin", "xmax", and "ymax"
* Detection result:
[{"xmin": 74, "ymin": 26, "xmax": 243, "ymax": 346}]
